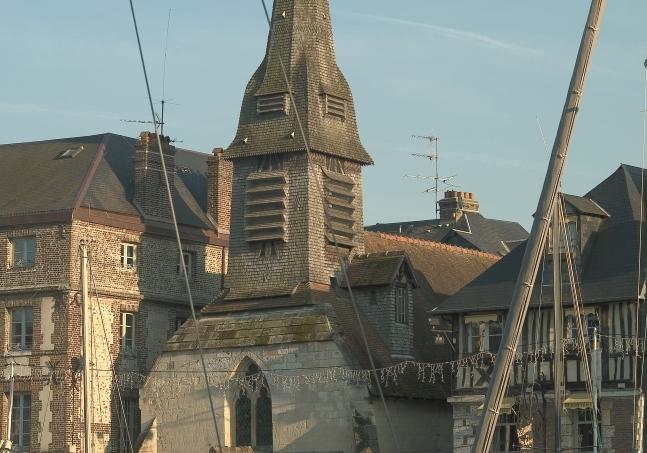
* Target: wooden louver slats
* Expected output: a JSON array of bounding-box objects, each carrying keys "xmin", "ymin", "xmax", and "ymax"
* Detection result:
[
  {"xmin": 325, "ymin": 94, "xmax": 346, "ymax": 119},
  {"xmin": 257, "ymin": 93, "xmax": 287, "ymax": 114},
  {"xmin": 323, "ymin": 169, "xmax": 355, "ymax": 248},
  {"xmin": 246, "ymin": 171, "xmax": 288, "ymax": 242}
]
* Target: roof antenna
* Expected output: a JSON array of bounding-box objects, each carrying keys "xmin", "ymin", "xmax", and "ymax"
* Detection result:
[
  {"xmin": 160, "ymin": 8, "xmax": 172, "ymax": 136},
  {"xmin": 405, "ymin": 135, "xmax": 458, "ymax": 219}
]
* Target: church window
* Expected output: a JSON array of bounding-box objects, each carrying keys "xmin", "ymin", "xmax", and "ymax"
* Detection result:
[
  {"xmin": 232, "ymin": 360, "xmax": 273, "ymax": 448},
  {"xmin": 257, "ymin": 93, "xmax": 287, "ymax": 114},
  {"xmin": 322, "ymin": 168, "xmax": 355, "ymax": 248},
  {"xmin": 324, "ymin": 93, "xmax": 346, "ymax": 119}
]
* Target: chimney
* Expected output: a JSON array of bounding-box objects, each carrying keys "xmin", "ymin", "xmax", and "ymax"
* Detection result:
[
  {"xmin": 438, "ymin": 190, "xmax": 479, "ymax": 221},
  {"xmin": 133, "ymin": 131, "xmax": 176, "ymax": 219},
  {"xmin": 207, "ymin": 148, "xmax": 233, "ymax": 233}
]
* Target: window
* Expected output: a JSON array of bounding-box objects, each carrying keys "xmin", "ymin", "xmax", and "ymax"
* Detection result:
[
  {"xmin": 120, "ymin": 243, "xmax": 137, "ymax": 270},
  {"xmin": 232, "ymin": 361, "xmax": 273, "ymax": 448},
  {"xmin": 10, "ymin": 307, "xmax": 33, "ymax": 351},
  {"xmin": 174, "ymin": 317, "xmax": 187, "ymax": 331},
  {"xmin": 11, "ymin": 237, "xmax": 35, "ymax": 268},
  {"xmin": 488, "ymin": 321, "xmax": 503, "ymax": 353},
  {"xmin": 257, "ymin": 93, "xmax": 287, "ymax": 114},
  {"xmin": 324, "ymin": 93, "xmax": 346, "ymax": 119},
  {"xmin": 492, "ymin": 412, "xmax": 519, "ymax": 452},
  {"xmin": 120, "ymin": 397, "xmax": 140, "ymax": 452},
  {"xmin": 176, "ymin": 251, "xmax": 194, "ymax": 277},
  {"xmin": 576, "ymin": 408, "xmax": 599, "ymax": 453},
  {"xmin": 10, "ymin": 392, "xmax": 31, "ymax": 449},
  {"xmin": 395, "ymin": 286, "xmax": 408, "ymax": 324},
  {"xmin": 121, "ymin": 313, "xmax": 135, "ymax": 353},
  {"xmin": 465, "ymin": 318, "xmax": 502, "ymax": 354}
]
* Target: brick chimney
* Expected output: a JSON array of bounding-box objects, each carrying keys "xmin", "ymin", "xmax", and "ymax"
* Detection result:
[
  {"xmin": 133, "ymin": 131, "xmax": 176, "ymax": 219},
  {"xmin": 438, "ymin": 190, "xmax": 479, "ymax": 221},
  {"xmin": 207, "ymin": 148, "xmax": 233, "ymax": 233}
]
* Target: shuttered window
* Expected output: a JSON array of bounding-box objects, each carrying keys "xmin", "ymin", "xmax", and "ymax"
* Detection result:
[
  {"xmin": 257, "ymin": 93, "xmax": 287, "ymax": 114},
  {"xmin": 324, "ymin": 94, "xmax": 346, "ymax": 119},
  {"xmin": 245, "ymin": 171, "xmax": 287, "ymax": 243},
  {"xmin": 323, "ymin": 168, "xmax": 355, "ymax": 248}
]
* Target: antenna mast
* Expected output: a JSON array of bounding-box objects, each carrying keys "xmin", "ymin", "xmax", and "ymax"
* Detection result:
[{"xmin": 407, "ymin": 135, "xmax": 456, "ymax": 219}]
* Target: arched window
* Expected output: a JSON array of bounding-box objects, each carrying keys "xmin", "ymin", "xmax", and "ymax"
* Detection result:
[{"xmin": 231, "ymin": 359, "xmax": 273, "ymax": 449}]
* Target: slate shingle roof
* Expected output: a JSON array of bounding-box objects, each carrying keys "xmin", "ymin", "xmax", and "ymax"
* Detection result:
[
  {"xmin": 435, "ymin": 164, "xmax": 647, "ymax": 314},
  {"xmin": 341, "ymin": 251, "xmax": 415, "ymax": 289},
  {"xmin": 0, "ymin": 133, "xmax": 213, "ymax": 228},
  {"xmin": 366, "ymin": 212, "xmax": 528, "ymax": 256},
  {"xmin": 225, "ymin": 0, "xmax": 372, "ymax": 165}
]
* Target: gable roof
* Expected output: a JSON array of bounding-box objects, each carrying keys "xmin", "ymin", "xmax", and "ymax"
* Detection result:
[
  {"xmin": 0, "ymin": 133, "xmax": 213, "ymax": 229},
  {"xmin": 435, "ymin": 164, "xmax": 647, "ymax": 314},
  {"xmin": 366, "ymin": 213, "xmax": 528, "ymax": 256},
  {"xmin": 341, "ymin": 251, "xmax": 418, "ymax": 289}
]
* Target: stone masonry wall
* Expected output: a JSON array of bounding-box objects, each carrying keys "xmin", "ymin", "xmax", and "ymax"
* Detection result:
[{"xmin": 450, "ymin": 395, "xmax": 637, "ymax": 453}]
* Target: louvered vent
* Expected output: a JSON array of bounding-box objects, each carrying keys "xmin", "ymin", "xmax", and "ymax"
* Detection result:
[
  {"xmin": 257, "ymin": 93, "xmax": 287, "ymax": 114},
  {"xmin": 325, "ymin": 94, "xmax": 346, "ymax": 119},
  {"xmin": 323, "ymin": 168, "xmax": 355, "ymax": 248},
  {"xmin": 245, "ymin": 171, "xmax": 287, "ymax": 242}
]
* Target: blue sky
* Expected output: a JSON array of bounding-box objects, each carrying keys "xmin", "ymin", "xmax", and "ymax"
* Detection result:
[{"xmin": 1, "ymin": 1, "xmax": 646, "ymax": 229}]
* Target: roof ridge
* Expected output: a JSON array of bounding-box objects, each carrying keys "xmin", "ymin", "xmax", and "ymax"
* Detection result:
[{"xmin": 367, "ymin": 231, "xmax": 500, "ymax": 259}]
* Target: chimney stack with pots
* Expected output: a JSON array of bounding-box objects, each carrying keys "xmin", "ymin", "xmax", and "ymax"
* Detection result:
[
  {"xmin": 133, "ymin": 131, "xmax": 176, "ymax": 219},
  {"xmin": 438, "ymin": 190, "xmax": 479, "ymax": 221}
]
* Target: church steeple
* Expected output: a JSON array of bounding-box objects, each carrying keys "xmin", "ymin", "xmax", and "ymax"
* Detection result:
[{"xmin": 226, "ymin": 0, "xmax": 372, "ymax": 165}]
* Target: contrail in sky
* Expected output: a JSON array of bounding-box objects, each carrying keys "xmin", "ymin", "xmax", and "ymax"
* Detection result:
[{"xmin": 334, "ymin": 9, "xmax": 531, "ymax": 53}]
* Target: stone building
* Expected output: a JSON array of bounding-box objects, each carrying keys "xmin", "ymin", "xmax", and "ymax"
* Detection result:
[
  {"xmin": 0, "ymin": 132, "xmax": 230, "ymax": 452},
  {"xmin": 366, "ymin": 190, "xmax": 529, "ymax": 256},
  {"xmin": 139, "ymin": 1, "xmax": 500, "ymax": 452},
  {"xmin": 433, "ymin": 164, "xmax": 647, "ymax": 452}
]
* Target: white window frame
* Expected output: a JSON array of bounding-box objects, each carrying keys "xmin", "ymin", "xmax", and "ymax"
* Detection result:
[
  {"xmin": 121, "ymin": 312, "xmax": 135, "ymax": 354},
  {"xmin": 120, "ymin": 243, "xmax": 137, "ymax": 270},
  {"xmin": 464, "ymin": 316, "xmax": 502, "ymax": 354},
  {"xmin": 176, "ymin": 251, "xmax": 194, "ymax": 277},
  {"xmin": 575, "ymin": 408, "xmax": 597, "ymax": 453},
  {"xmin": 395, "ymin": 285, "xmax": 408, "ymax": 325},
  {"xmin": 492, "ymin": 411, "xmax": 519, "ymax": 452},
  {"xmin": 10, "ymin": 392, "xmax": 31, "ymax": 449},
  {"xmin": 11, "ymin": 237, "xmax": 35, "ymax": 268},
  {"xmin": 10, "ymin": 307, "xmax": 33, "ymax": 352}
]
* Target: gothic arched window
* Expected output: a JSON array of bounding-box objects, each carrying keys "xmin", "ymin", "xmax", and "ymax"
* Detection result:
[{"xmin": 231, "ymin": 360, "xmax": 273, "ymax": 449}]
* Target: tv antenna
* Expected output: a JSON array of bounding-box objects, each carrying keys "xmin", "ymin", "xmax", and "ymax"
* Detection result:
[
  {"xmin": 119, "ymin": 9, "xmax": 179, "ymax": 139},
  {"xmin": 404, "ymin": 135, "xmax": 457, "ymax": 219}
]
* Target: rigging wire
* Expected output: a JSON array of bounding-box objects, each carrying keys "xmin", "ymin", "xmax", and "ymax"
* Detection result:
[
  {"xmin": 560, "ymin": 199, "xmax": 600, "ymax": 446},
  {"xmin": 88, "ymin": 247, "xmax": 135, "ymax": 453},
  {"xmin": 632, "ymin": 60, "xmax": 647, "ymax": 451},
  {"xmin": 258, "ymin": 2, "xmax": 401, "ymax": 451},
  {"xmin": 126, "ymin": 0, "xmax": 223, "ymax": 449}
]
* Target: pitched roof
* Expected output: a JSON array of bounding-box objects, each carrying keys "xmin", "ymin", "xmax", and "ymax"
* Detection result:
[
  {"xmin": 225, "ymin": 0, "xmax": 372, "ymax": 165},
  {"xmin": 0, "ymin": 133, "xmax": 212, "ymax": 228},
  {"xmin": 435, "ymin": 164, "xmax": 647, "ymax": 314},
  {"xmin": 364, "ymin": 232, "xmax": 500, "ymax": 302},
  {"xmin": 341, "ymin": 251, "xmax": 417, "ymax": 288},
  {"xmin": 366, "ymin": 213, "xmax": 528, "ymax": 256},
  {"xmin": 563, "ymin": 194, "xmax": 609, "ymax": 218}
]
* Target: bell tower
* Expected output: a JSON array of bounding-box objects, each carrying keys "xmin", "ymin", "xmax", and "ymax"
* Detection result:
[{"xmin": 224, "ymin": 0, "xmax": 373, "ymax": 298}]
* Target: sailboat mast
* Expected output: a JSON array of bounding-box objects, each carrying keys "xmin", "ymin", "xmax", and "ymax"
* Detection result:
[
  {"xmin": 553, "ymin": 200, "xmax": 564, "ymax": 453},
  {"xmin": 472, "ymin": 1, "xmax": 607, "ymax": 451}
]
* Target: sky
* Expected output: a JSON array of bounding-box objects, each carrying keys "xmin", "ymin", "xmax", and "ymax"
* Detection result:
[{"xmin": 1, "ymin": 1, "xmax": 646, "ymax": 229}]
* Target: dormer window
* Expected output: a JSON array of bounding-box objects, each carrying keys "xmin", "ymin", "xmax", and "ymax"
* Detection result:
[
  {"xmin": 257, "ymin": 93, "xmax": 287, "ymax": 114},
  {"xmin": 324, "ymin": 94, "xmax": 346, "ymax": 119}
]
